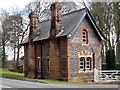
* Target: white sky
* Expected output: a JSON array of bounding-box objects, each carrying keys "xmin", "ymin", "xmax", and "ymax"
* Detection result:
[
  {"xmin": 0, "ymin": 0, "xmax": 34, "ymax": 11},
  {"xmin": 0, "ymin": 0, "xmax": 35, "ymax": 60}
]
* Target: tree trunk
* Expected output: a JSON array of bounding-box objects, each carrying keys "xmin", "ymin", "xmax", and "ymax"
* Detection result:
[
  {"xmin": 116, "ymin": 36, "xmax": 120, "ymax": 63},
  {"xmin": 13, "ymin": 31, "xmax": 16, "ymax": 70},
  {"xmin": 16, "ymin": 38, "xmax": 20, "ymax": 72},
  {"xmin": 13, "ymin": 46, "xmax": 16, "ymax": 69},
  {"xmin": 2, "ymin": 32, "xmax": 6, "ymax": 68}
]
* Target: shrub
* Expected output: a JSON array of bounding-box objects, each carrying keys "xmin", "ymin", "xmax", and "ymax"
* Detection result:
[
  {"xmin": 106, "ymin": 49, "xmax": 116, "ymax": 70},
  {"xmin": 102, "ymin": 63, "xmax": 120, "ymax": 70}
]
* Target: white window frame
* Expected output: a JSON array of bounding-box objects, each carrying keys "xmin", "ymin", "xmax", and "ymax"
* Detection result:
[
  {"xmin": 80, "ymin": 57, "xmax": 85, "ymax": 70},
  {"xmin": 86, "ymin": 57, "xmax": 91, "ymax": 70},
  {"xmin": 80, "ymin": 57, "xmax": 91, "ymax": 71},
  {"xmin": 82, "ymin": 30, "xmax": 87, "ymax": 44}
]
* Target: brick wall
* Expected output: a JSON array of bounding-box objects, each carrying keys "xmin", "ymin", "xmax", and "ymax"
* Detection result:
[
  {"xmin": 35, "ymin": 40, "xmax": 50, "ymax": 78},
  {"xmin": 67, "ymin": 17, "xmax": 102, "ymax": 82},
  {"xmin": 59, "ymin": 37, "xmax": 68, "ymax": 80},
  {"xmin": 42, "ymin": 40, "xmax": 50, "ymax": 78},
  {"xmin": 24, "ymin": 44, "xmax": 28, "ymax": 77}
]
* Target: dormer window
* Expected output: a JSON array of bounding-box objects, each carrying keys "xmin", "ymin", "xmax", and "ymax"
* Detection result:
[{"xmin": 82, "ymin": 30, "xmax": 88, "ymax": 44}]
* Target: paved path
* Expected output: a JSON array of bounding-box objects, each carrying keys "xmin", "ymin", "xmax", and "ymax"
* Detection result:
[{"xmin": 0, "ymin": 77, "xmax": 119, "ymax": 89}]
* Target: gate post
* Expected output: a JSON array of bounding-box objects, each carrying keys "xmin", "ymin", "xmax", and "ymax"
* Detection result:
[{"xmin": 94, "ymin": 68, "xmax": 98, "ymax": 82}]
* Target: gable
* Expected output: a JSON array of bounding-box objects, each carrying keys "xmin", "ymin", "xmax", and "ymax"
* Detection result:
[
  {"xmin": 66, "ymin": 10, "xmax": 105, "ymax": 41},
  {"xmin": 70, "ymin": 17, "xmax": 102, "ymax": 45}
]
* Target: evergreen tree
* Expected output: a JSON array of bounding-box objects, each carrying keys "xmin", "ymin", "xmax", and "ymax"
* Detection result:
[{"xmin": 106, "ymin": 49, "xmax": 116, "ymax": 70}]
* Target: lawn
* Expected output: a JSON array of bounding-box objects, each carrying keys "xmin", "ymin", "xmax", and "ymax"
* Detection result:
[
  {"xmin": 1, "ymin": 68, "xmax": 119, "ymax": 84},
  {"xmin": 0, "ymin": 68, "xmax": 24, "ymax": 79},
  {"xmin": 0, "ymin": 68, "xmax": 69, "ymax": 84}
]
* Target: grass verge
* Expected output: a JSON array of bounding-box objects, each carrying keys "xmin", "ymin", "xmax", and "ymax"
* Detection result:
[{"xmin": 0, "ymin": 68, "xmax": 69, "ymax": 84}]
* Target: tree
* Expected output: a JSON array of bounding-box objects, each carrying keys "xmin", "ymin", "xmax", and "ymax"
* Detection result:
[
  {"xmin": 113, "ymin": 2, "xmax": 120, "ymax": 63},
  {"xmin": 4, "ymin": 14, "xmax": 27, "ymax": 70},
  {"xmin": 0, "ymin": 7, "xmax": 28, "ymax": 70},
  {"xmin": 0, "ymin": 31, "xmax": 2, "ymax": 61},
  {"xmin": 106, "ymin": 49, "xmax": 116, "ymax": 70},
  {"xmin": 22, "ymin": 1, "xmax": 85, "ymax": 21},
  {"xmin": 89, "ymin": 2, "xmax": 120, "ymax": 63},
  {"xmin": 0, "ymin": 9, "xmax": 9, "ymax": 67}
]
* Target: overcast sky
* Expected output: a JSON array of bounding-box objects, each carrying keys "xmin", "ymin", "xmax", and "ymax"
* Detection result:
[
  {"xmin": 0, "ymin": 0, "xmax": 34, "ymax": 60},
  {"xmin": 0, "ymin": 0, "xmax": 34, "ymax": 11}
]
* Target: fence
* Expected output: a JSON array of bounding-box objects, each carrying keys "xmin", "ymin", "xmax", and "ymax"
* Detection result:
[{"xmin": 94, "ymin": 68, "xmax": 120, "ymax": 82}]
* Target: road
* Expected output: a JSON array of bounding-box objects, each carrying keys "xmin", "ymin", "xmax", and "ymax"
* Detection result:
[{"xmin": 0, "ymin": 77, "xmax": 119, "ymax": 89}]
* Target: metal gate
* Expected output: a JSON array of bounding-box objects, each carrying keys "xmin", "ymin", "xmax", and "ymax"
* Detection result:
[{"xmin": 94, "ymin": 68, "xmax": 120, "ymax": 82}]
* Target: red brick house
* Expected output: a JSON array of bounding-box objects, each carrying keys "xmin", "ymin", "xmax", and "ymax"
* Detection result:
[{"xmin": 21, "ymin": 2, "xmax": 105, "ymax": 82}]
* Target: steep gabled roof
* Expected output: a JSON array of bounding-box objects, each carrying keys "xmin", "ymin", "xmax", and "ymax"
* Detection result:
[
  {"xmin": 33, "ymin": 8, "xmax": 87, "ymax": 42},
  {"xmin": 21, "ymin": 8, "xmax": 105, "ymax": 44}
]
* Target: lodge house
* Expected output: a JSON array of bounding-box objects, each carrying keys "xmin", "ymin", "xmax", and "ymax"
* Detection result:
[{"xmin": 21, "ymin": 2, "xmax": 105, "ymax": 82}]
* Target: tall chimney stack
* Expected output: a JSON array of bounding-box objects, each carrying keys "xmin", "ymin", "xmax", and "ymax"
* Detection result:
[
  {"xmin": 26, "ymin": 11, "xmax": 38, "ymax": 78},
  {"xmin": 50, "ymin": 2, "xmax": 61, "ymax": 37},
  {"xmin": 29, "ymin": 11, "xmax": 38, "ymax": 38},
  {"xmin": 49, "ymin": 2, "xmax": 62, "ymax": 80},
  {"xmin": 29, "ymin": 11, "xmax": 38, "ymax": 29}
]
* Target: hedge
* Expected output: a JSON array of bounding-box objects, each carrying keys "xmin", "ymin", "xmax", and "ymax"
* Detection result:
[{"xmin": 102, "ymin": 63, "xmax": 120, "ymax": 70}]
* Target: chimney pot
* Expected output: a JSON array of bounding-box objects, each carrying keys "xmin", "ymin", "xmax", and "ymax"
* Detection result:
[{"xmin": 29, "ymin": 11, "xmax": 38, "ymax": 28}]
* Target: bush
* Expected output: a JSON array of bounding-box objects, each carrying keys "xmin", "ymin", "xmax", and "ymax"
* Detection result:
[
  {"xmin": 106, "ymin": 49, "xmax": 116, "ymax": 70},
  {"xmin": 102, "ymin": 63, "xmax": 120, "ymax": 70}
]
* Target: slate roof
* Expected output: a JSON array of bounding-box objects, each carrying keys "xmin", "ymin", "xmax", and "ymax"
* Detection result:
[{"xmin": 21, "ymin": 8, "xmax": 105, "ymax": 44}]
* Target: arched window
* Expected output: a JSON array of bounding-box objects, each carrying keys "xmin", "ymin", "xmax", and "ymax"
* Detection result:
[
  {"xmin": 82, "ymin": 30, "xmax": 88, "ymax": 44},
  {"xmin": 86, "ymin": 57, "xmax": 91, "ymax": 70},
  {"xmin": 80, "ymin": 57, "xmax": 85, "ymax": 70},
  {"xmin": 80, "ymin": 57, "xmax": 91, "ymax": 71}
]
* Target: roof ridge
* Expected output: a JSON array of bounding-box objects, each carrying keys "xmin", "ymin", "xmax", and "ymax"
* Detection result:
[
  {"xmin": 39, "ymin": 7, "xmax": 87, "ymax": 23},
  {"xmin": 61, "ymin": 7, "xmax": 87, "ymax": 16}
]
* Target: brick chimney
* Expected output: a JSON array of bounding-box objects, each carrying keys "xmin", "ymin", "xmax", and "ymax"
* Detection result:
[
  {"xmin": 50, "ymin": 2, "xmax": 61, "ymax": 37},
  {"xmin": 26, "ymin": 11, "xmax": 38, "ymax": 78},
  {"xmin": 49, "ymin": 2, "xmax": 62, "ymax": 80},
  {"xmin": 29, "ymin": 11, "xmax": 38, "ymax": 38}
]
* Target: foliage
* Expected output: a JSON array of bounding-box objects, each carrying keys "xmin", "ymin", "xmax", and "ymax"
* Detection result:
[
  {"xmin": 0, "ymin": 9, "xmax": 9, "ymax": 67},
  {"xmin": 106, "ymin": 49, "xmax": 116, "ymax": 70},
  {"xmin": 90, "ymin": 2, "xmax": 120, "ymax": 63},
  {"xmin": 0, "ymin": 7, "xmax": 28, "ymax": 69},
  {"xmin": 23, "ymin": 1, "xmax": 85, "ymax": 21},
  {"xmin": 102, "ymin": 63, "xmax": 120, "ymax": 70}
]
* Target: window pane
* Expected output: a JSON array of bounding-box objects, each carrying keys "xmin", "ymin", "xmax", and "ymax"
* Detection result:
[
  {"xmin": 82, "ymin": 30, "xmax": 87, "ymax": 44},
  {"xmin": 86, "ymin": 57, "xmax": 91, "ymax": 69},
  {"xmin": 87, "ymin": 62, "xmax": 90, "ymax": 64},
  {"xmin": 80, "ymin": 66, "xmax": 83, "ymax": 70},
  {"xmin": 47, "ymin": 58, "xmax": 50, "ymax": 72},
  {"xmin": 83, "ymin": 36, "xmax": 86, "ymax": 38},
  {"xmin": 87, "ymin": 66, "xmax": 90, "ymax": 68},
  {"xmin": 83, "ymin": 39, "xmax": 86, "ymax": 42},
  {"xmin": 80, "ymin": 57, "xmax": 85, "ymax": 70},
  {"xmin": 83, "ymin": 32, "xmax": 86, "ymax": 35}
]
